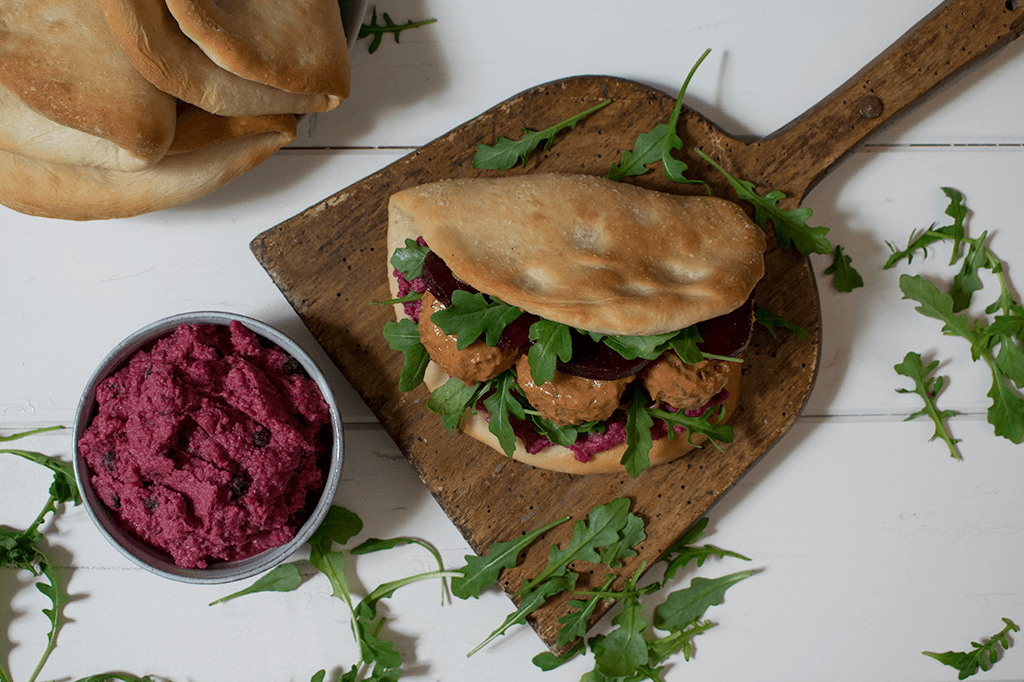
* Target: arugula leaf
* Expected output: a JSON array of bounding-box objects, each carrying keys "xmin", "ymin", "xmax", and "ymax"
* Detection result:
[
  {"xmin": 358, "ymin": 8, "xmax": 436, "ymax": 54},
  {"xmin": 600, "ymin": 330, "xmax": 679, "ymax": 361},
  {"xmin": 383, "ymin": 319, "xmax": 430, "ymax": 391},
  {"xmin": 649, "ymin": 404, "xmax": 734, "ymax": 450},
  {"xmin": 661, "ymin": 518, "xmax": 751, "ymax": 581},
  {"xmin": 311, "ymin": 504, "xmax": 365, "ymax": 547},
  {"xmin": 694, "ymin": 148, "xmax": 833, "ymax": 257},
  {"xmin": 753, "ymin": 306, "xmax": 808, "ymax": 339},
  {"xmin": 652, "ymin": 570, "xmax": 753, "ymax": 632},
  {"xmin": 592, "ymin": 585, "xmax": 649, "ymax": 678},
  {"xmin": 893, "ymin": 352, "xmax": 961, "ymax": 460},
  {"xmin": 823, "ymin": 244, "xmax": 864, "ymax": 292},
  {"xmin": 473, "ymin": 99, "xmax": 611, "ymax": 170},
  {"xmin": 667, "ymin": 326, "xmax": 705, "ymax": 365},
  {"xmin": 659, "ymin": 49, "xmax": 713, "ymax": 190},
  {"xmin": 924, "ymin": 617, "xmax": 1019, "ymax": 680},
  {"xmin": 481, "ymin": 371, "xmax": 526, "ymax": 456},
  {"xmin": 209, "ymin": 562, "xmax": 303, "ymax": 606},
  {"xmin": 468, "ymin": 573, "xmax": 578, "ymax": 656},
  {"xmin": 527, "ymin": 318, "xmax": 573, "ymax": 387},
  {"xmin": 521, "ymin": 498, "xmax": 633, "ymax": 594},
  {"xmin": 389, "ymin": 238, "xmax": 430, "ymax": 279},
  {"xmin": 621, "ymin": 385, "xmax": 655, "ymax": 478},
  {"xmin": 430, "ymin": 290, "xmax": 523, "ymax": 349},
  {"xmin": 899, "ymin": 274, "xmax": 1024, "ymax": 444},
  {"xmin": 451, "ymin": 515, "xmax": 569, "ymax": 600},
  {"xmin": 427, "ymin": 376, "xmax": 487, "ymax": 431},
  {"xmin": 607, "ymin": 122, "xmax": 673, "ymax": 182}
]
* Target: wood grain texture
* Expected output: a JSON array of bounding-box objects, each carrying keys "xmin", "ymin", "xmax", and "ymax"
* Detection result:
[{"xmin": 250, "ymin": 0, "xmax": 1024, "ymax": 651}]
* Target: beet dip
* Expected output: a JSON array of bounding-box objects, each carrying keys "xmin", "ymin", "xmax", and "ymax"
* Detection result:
[{"xmin": 78, "ymin": 321, "xmax": 330, "ymax": 569}]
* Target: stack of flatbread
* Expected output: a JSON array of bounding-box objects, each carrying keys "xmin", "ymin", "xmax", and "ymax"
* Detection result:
[{"xmin": 0, "ymin": 0, "xmax": 352, "ymax": 220}]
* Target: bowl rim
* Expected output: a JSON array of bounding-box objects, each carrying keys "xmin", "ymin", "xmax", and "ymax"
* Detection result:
[{"xmin": 72, "ymin": 311, "xmax": 344, "ymax": 584}]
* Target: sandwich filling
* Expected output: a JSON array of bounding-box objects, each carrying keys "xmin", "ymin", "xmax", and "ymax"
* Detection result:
[{"xmin": 383, "ymin": 173, "xmax": 767, "ymax": 475}]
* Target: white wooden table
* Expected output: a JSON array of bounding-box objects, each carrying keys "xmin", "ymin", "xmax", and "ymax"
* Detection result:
[{"xmin": 3, "ymin": 1, "xmax": 1024, "ymax": 680}]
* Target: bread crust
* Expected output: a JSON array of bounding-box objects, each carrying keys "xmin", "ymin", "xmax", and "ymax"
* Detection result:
[
  {"xmin": 389, "ymin": 173, "xmax": 766, "ymax": 336},
  {"xmin": 96, "ymin": 0, "xmax": 341, "ymax": 117},
  {"xmin": 387, "ymin": 174, "xmax": 752, "ymax": 474}
]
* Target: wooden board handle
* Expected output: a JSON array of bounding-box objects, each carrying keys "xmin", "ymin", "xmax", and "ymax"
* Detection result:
[{"xmin": 738, "ymin": 0, "xmax": 1024, "ymax": 201}]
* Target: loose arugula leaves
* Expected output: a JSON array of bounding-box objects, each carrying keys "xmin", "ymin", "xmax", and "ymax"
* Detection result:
[
  {"xmin": 893, "ymin": 352, "xmax": 961, "ymax": 460},
  {"xmin": 607, "ymin": 50, "xmax": 709, "ymax": 186},
  {"xmin": 824, "ymin": 244, "xmax": 865, "ymax": 292},
  {"xmin": 1, "ymin": 426, "xmax": 78, "ymax": 682},
  {"xmin": 358, "ymin": 8, "xmax": 436, "ymax": 54},
  {"xmin": 888, "ymin": 188, "xmax": 1024, "ymax": 446},
  {"xmin": 473, "ymin": 99, "xmax": 611, "ymax": 170},
  {"xmin": 923, "ymin": 617, "xmax": 1019, "ymax": 680},
  {"xmin": 208, "ymin": 562, "xmax": 303, "ymax": 606},
  {"xmin": 694, "ymin": 148, "xmax": 833, "ymax": 257}
]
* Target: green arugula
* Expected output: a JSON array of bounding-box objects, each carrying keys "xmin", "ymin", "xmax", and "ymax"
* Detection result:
[
  {"xmin": 527, "ymin": 318, "xmax": 573, "ymax": 387},
  {"xmin": 607, "ymin": 50, "xmax": 709, "ymax": 186},
  {"xmin": 824, "ymin": 244, "xmax": 865, "ymax": 292},
  {"xmin": 534, "ymin": 509, "xmax": 753, "ymax": 680},
  {"xmin": 208, "ymin": 562, "xmax": 303, "ymax": 606},
  {"xmin": 887, "ymin": 188, "xmax": 1024, "ymax": 445},
  {"xmin": 694, "ymin": 148, "xmax": 833, "ymax": 257},
  {"xmin": 358, "ymin": 8, "xmax": 436, "ymax": 54},
  {"xmin": 1, "ymin": 426, "xmax": 78, "ymax": 682},
  {"xmin": 923, "ymin": 618, "xmax": 1018, "ymax": 680},
  {"xmin": 473, "ymin": 100, "xmax": 612, "ymax": 170},
  {"xmin": 382, "ymin": 318, "xmax": 430, "ymax": 391},
  {"xmin": 753, "ymin": 306, "xmax": 808, "ymax": 339},
  {"xmin": 430, "ymin": 290, "xmax": 523, "ymax": 349},
  {"xmin": 893, "ymin": 352, "xmax": 961, "ymax": 459},
  {"xmin": 659, "ymin": 517, "xmax": 751, "ymax": 580},
  {"xmin": 389, "ymin": 238, "xmax": 429, "ymax": 279}
]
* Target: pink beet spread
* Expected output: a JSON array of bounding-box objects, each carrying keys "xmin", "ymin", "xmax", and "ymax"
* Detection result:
[{"xmin": 78, "ymin": 321, "xmax": 330, "ymax": 569}]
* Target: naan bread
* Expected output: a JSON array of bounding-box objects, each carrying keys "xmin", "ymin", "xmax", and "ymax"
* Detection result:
[
  {"xmin": 165, "ymin": 0, "xmax": 351, "ymax": 98},
  {"xmin": 388, "ymin": 173, "xmax": 766, "ymax": 336},
  {"xmin": 0, "ymin": 0, "xmax": 176, "ymax": 170},
  {"xmin": 0, "ymin": 107, "xmax": 296, "ymax": 221},
  {"xmin": 96, "ymin": 0, "xmax": 342, "ymax": 116}
]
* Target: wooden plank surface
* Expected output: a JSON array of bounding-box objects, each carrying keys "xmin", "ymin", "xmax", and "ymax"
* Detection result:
[{"xmin": 250, "ymin": 75, "xmax": 820, "ymax": 649}]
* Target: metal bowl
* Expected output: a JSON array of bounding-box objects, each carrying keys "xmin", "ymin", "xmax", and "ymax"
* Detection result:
[{"xmin": 72, "ymin": 312, "xmax": 343, "ymax": 584}]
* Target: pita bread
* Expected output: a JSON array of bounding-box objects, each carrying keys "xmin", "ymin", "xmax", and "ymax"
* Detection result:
[
  {"xmin": 0, "ymin": 107, "xmax": 296, "ymax": 221},
  {"xmin": 96, "ymin": 0, "xmax": 342, "ymax": 117},
  {"xmin": 0, "ymin": 0, "xmax": 176, "ymax": 169},
  {"xmin": 0, "ymin": 84, "xmax": 159, "ymax": 172},
  {"xmin": 165, "ymin": 0, "xmax": 351, "ymax": 98},
  {"xmin": 388, "ymin": 174, "xmax": 766, "ymax": 336},
  {"xmin": 386, "ymin": 174, "xmax": 755, "ymax": 474}
]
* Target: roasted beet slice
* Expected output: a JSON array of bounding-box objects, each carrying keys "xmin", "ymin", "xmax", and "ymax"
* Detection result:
[
  {"xmin": 497, "ymin": 312, "xmax": 539, "ymax": 350},
  {"xmin": 420, "ymin": 250, "xmax": 477, "ymax": 306},
  {"xmin": 557, "ymin": 333, "xmax": 651, "ymax": 380},
  {"xmin": 697, "ymin": 295, "xmax": 756, "ymax": 358}
]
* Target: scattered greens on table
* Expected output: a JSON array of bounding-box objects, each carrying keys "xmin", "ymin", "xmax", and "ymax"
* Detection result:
[
  {"xmin": 887, "ymin": 187, "xmax": 1024, "ymax": 455},
  {"xmin": 357, "ymin": 7, "xmax": 436, "ymax": 54},
  {"xmin": 471, "ymin": 48, "xmax": 864, "ymax": 294},
  {"xmin": 924, "ymin": 618, "xmax": 1019, "ymax": 680},
  {"xmin": 209, "ymin": 498, "xmax": 754, "ymax": 681}
]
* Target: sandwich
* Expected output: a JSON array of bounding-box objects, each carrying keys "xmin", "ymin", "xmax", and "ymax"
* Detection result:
[{"xmin": 384, "ymin": 173, "xmax": 766, "ymax": 476}]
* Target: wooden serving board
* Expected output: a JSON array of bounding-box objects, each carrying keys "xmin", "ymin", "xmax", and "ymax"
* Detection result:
[{"xmin": 252, "ymin": 1, "xmax": 1022, "ymax": 650}]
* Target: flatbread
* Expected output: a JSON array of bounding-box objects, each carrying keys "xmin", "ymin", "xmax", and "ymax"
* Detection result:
[
  {"xmin": 165, "ymin": 0, "xmax": 351, "ymax": 98},
  {"xmin": 0, "ymin": 85, "xmax": 158, "ymax": 172},
  {"xmin": 0, "ymin": 0, "xmax": 176, "ymax": 169},
  {"xmin": 96, "ymin": 0, "xmax": 342, "ymax": 116},
  {"xmin": 388, "ymin": 173, "xmax": 766, "ymax": 336},
  {"xmin": 0, "ymin": 107, "xmax": 297, "ymax": 221},
  {"xmin": 386, "ymin": 173, "xmax": 755, "ymax": 474}
]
